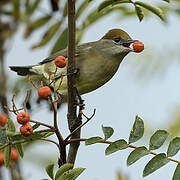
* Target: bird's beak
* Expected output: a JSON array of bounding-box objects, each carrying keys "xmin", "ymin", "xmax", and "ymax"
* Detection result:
[{"xmin": 121, "ymin": 39, "xmax": 138, "ymax": 48}]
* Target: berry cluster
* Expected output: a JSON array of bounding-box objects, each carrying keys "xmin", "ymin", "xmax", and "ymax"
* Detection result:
[{"xmin": 17, "ymin": 112, "xmax": 33, "ymax": 136}]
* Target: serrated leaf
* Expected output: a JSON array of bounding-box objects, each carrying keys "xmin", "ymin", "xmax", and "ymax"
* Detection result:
[
  {"xmin": 55, "ymin": 163, "xmax": 73, "ymax": 180},
  {"xmin": 7, "ymin": 118, "xmax": 16, "ymax": 132},
  {"xmin": 85, "ymin": 137, "xmax": 104, "ymax": 145},
  {"xmin": 127, "ymin": 146, "xmax": 149, "ymax": 166},
  {"xmin": 129, "ymin": 115, "xmax": 144, "ymax": 144},
  {"xmin": 46, "ymin": 164, "xmax": 54, "ymax": 179},
  {"xmin": 102, "ymin": 126, "xmax": 114, "ymax": 140},
  {"xmin": 105, "ymin": 139, "xmax": 128, "ymax": 155},
  {"xmin": 4, "ymin": 145, "xmax": 12, "ymax": 167},
  {"xmin": 15, "ymin": 144, "xmax": 24, "ymax": 158},
  {"xmin": 57, "ymin": 168, "xmax": 85, "ymax": 180},
  {"xmin": 167, "ymin": 137, "xmax": 180, "ymax": 157},
  {"xmin": 173, "ymin": 163, "xmax": 180, "ymax": 180},
  {"xmin": 98, "ymin": 0, "xmax": 114, "ymax": 12},
  {"xmin": 135, "ymin": 1, "xmax": 165, "ymax": 21},
  {"xmin": 135, "ymin": 5, "xmax": 144, "ymax": 22},
  {"xmin": 143, "ymin": 153, "xmax": 169, "ymax": 177},
  {"xmin": 149, "ymin": 130, "xmax": 169, "ymax": 150},
  {"xmin": 32, "ymin": 123, "xmax": 40, "ymax": 130},
  {"xmin": 51, "ymin": 28, "xmax": 68, "ymax": 54},
  {"xmin": 32, "ymin": 21, "xmax": 61, "ymax": 49}
]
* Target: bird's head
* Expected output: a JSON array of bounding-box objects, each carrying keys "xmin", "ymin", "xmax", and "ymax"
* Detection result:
[{"xmin": 97, "ymin": 29, "xmax": 138, "ymax": 58}]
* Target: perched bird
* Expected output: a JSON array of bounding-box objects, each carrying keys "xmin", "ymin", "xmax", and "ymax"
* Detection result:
[{"xmin": 10, "ymin": 29, "xmax": 141, "ymax": 95}]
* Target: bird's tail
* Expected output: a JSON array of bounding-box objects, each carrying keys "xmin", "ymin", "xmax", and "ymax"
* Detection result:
[{"xmin": 9, "ymin": 66, "xmax": 36, "ymax": 76}]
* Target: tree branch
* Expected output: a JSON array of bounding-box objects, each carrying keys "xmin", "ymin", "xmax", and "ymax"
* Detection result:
[{"xmin": 67, "ymin": 0, "xmax": 81, "ymax": 164}]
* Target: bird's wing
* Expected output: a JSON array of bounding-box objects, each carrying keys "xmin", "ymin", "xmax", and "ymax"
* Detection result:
[{"xmin": 38, "ymin": 42, "xmax": 96, "ymax": 65}]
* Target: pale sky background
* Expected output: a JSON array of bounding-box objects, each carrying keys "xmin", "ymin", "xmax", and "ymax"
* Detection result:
[{"xmin": 1, "ymin": 0, "xmax": 180, "ymax": 180}]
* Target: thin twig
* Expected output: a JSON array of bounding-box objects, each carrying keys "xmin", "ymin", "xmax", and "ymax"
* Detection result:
[
  {"xmin": 27, "ymin": 76, "xmax": 38, "ymax": 89},
  {"xmin": 49, "ymin": 95, "xmax": 66, "ymax": 165},
  {"xmin": 30, "ymin": 119, "xmax": 54, "ymax": 129},
  {"xmin": 23, "ymin": 89, "xmax": 30, "ymax": 112},
  {"xmin": 4, "ymin": 106, "xmax": 24, "ymax": 114},
  {"xmin": 41, "ymin": 138, "xmax": 60, "ymax": 149},
  {"xmin": 65, "ymin": 109, "xmax": 96, "ymax": 141},
  {"xmin": 66, "ymin": 138, "xmax": 180, "ymax": 164},
  {"xmin": 34, "ymin": 129, "xmax": 55, "ymax": 133},
  {"xmin": 12, "ymin": 94, "xmax": 18, "ymax": 114}
]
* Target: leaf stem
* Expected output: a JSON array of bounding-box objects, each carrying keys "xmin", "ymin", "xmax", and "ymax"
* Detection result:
[{"xmin": 66, "ymin": 138, "xmax": 180, "ymax": 164}]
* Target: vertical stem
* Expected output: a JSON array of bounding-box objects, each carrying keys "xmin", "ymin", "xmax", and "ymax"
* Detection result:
[{"xmin": 67, "ymin": 0, "xmax": 81, "ymax": 164}]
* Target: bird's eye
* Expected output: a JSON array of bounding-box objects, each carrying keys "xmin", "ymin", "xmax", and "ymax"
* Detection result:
[{"xmin": 113, "ymin": 37, "xmax": 120, "ymax": 43}]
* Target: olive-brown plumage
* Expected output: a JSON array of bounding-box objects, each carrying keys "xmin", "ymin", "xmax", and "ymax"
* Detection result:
[{"xmin": 10, "ymin": 29, "xmax": 138, "ymax": 95}]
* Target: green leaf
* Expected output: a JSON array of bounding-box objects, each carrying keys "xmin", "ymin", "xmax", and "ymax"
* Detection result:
[
  {"xmin": 149, "ymin": 130, "xmax": 169, "ymax": 150},
  {"xmin": 162, "ymin": 0, "xmax": 170, "ymax": 3},
  {"xmin": 102, "ymin": 126, "xmax": 114, "ymax": 140},
  {"xmin": 85, "ymin": 137, "xmax": 104, "ymax": 145},
  {"xmin": 46, "ymin": 164, "xmax": 54, "ymax": 179},
  {"xmin": 6, "ymin": 131, "xmax": 19, "ymax": 137},
  {"xmin": 12, "ymin": 0, "xmax": 20, "ymax": 20},
  {"xmin": 32, "ymin": 123, "xmax": 40, "ymax": 130},
  {"xmin": 167, "ymin": 137, "xmax": 180, "ymax": 157},
  {"xmin": 98, "ymin": 0, "xmax": 114, "ymax": 12},
  {"xmin": 135, "ymin": 5, "xmax": 144, "ymax": 22},
  {"xmin": 76, "ymin": 1, "xmax": 90, "ymax": 19},
  {"xmin": 143, "ymin": 153, "xmax": 169, "ymax": 177},
  {"xmin": 7, "ymin": 118, "xmax": 16, "ymax": 132},
  {"xmin": 112, "ymin": 0, "xmax": 131, "ymax": 6},
  {"xmin": 105, "ymin": 139, "xmax": 128, "ymax": 155},
  {"xmin": 135, "ymin": 1, "xmax": 165, "ymax": 21},
  {"xmin": 129, "ymin": 115, "xmax": 144, "ymax": 144},
  {"xmin": 11, "ymin": 131, "xmax": 54, "ymax": 142},
  {"xmin": 15, "ymin": 144, "xmax": 24, "ymax": 158},
  {"xmin": 24, "ymin": 16, "xmax": 51, "ymax": 38},
  {"xmin": 173, "ymin": 163, "xmax": 180, "ymax": 180},
  {"xmin": 26, "ymin": 0, "xmax": 41, "ymax": 15},
  {"xmin": 32, "ymin": 21, "xmax": 61, "ymax": 49},
  {"xmin": 127, "ymin": 146, "xmax": 149, "ymax": 166},
  {"xmin": 57, "ymin": 168, "xmax": 85, "ymax": 180},
  {"xmin": 55, "ymin": 163, "xmax": 73, "ymax": 180},
  {"xmin": 4, "ymin": 145, "xmax": 12, "ymax": 167},
  {"xmin": 51, "ymin": 28, "xmax": 68, "ymax": 54}
]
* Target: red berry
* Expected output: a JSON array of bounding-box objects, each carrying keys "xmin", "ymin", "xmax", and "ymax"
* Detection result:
[
  {"xmin": 54, "ymin": 56, "xmax": 67, "ymax": 68},
  {"xmin": 17, "ymin": 112, "xmax": 30, "ymax": 125},
  {"xmin": 0, "ymin": 113, "xmax": 8, "ymax": 127},
  {"xmin": 10, "ymin": 148, "xmax": 18, "ymax": 162},
  {"xmin": 38, "ymin": 86, "xmax": 51, "ymax": 99},
  {"xmin": 20, "ymin": 123, "xmax": 33, "ymax": 136},
  {"xmin": 132, "ymin": 41, "xmax": 144, "ymax": 53},
  {"xmin": 0, "ymin": 152, "xmax": 4, "ymax": 166}
]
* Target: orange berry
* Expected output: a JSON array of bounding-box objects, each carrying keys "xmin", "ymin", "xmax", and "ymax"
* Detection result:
[
  {"xmin": 38, "ymin": 86, "xmax": 51, "ymax": 99},
  {"xmin": 54, "ymin": 56, "xmax": 67, "ymax": 68},
  {"xmin": 10, "ymin": 148, "xmax": 18, "ymax": 162},
  {"xmin": 132, "ymin": 41, "xmax": 144, "ymax": 53},
  {"xmin": 0, "ymin": 113, "xmax": 8, "ymax": 127},
  {"xmin": 17, "ymin": 112, "xmax": 30, "ymax": 125},
  {"xmin": 0, "ymin": 152, "xmax": 4, "ymax": 166},
  {"xmin": 20, "ymin": 123, "xmax": 33, "ymax": 136}
]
